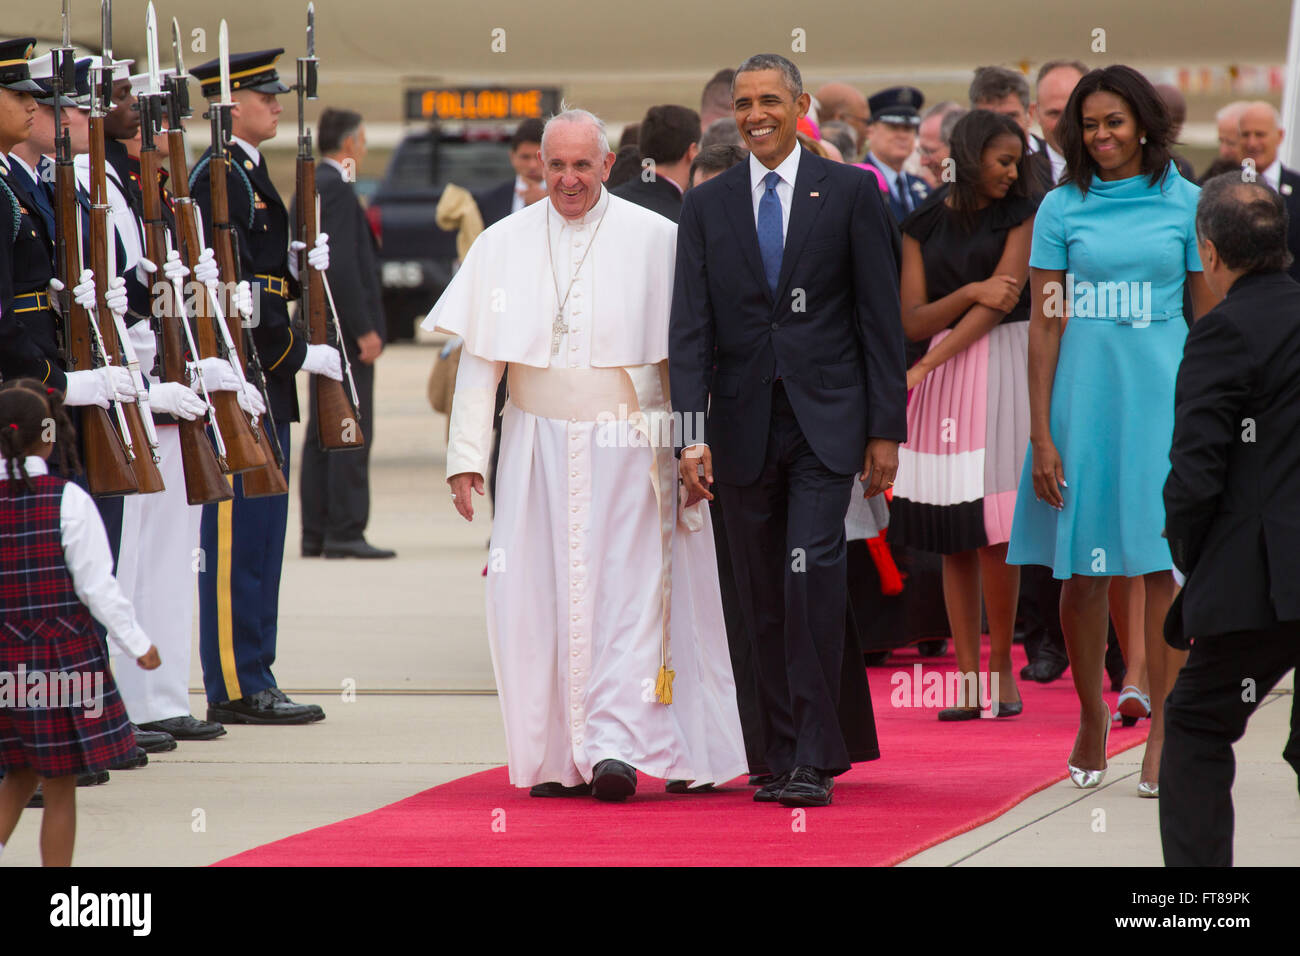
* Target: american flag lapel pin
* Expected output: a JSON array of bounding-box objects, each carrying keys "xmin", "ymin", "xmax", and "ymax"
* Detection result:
[{"xmin": 810, "ymin": 191, "xmax": 820, "ymax": 197}]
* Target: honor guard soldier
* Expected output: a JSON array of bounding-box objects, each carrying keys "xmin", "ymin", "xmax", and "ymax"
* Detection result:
[
  {"xmin": 864, "ymin": 85, "xmax": 931, "ymax": 222},
  {"xmin": 189, "ymin": 48, "xmax": 340, "ymax": 724}
]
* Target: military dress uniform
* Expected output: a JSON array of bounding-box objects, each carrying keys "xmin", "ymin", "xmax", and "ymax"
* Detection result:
[
  {"xmin": 864, "ymin": 86, "xmax": 931, "ymax": 222},
  {"xmin": 188, "ymin": 50, "xmax": 323, "ymax": 724}
]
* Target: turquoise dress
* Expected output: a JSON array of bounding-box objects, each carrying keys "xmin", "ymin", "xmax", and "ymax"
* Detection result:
[{"xmin": 1007, "ymin": 162, "xmax": 1201, "ymax": 578}]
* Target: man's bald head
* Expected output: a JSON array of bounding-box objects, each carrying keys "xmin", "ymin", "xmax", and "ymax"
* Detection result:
[
  {"xmin": 814, "ymin": 82, "xmax": 868, "ymax": 155},
  {"xmin": 1239, "ymin": 101, "xmax": 1284, "ymax": 173}
]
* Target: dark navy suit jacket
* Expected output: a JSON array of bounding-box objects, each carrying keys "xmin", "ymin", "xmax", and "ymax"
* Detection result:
[{"xmin": 669, "ymin": 147, "xmax": 907, "ymax": 486}]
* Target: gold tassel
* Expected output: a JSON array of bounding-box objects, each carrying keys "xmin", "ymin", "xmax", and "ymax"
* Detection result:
[{"xmin": 655, "ymin": 665, "xmax": 675, "ymax": 705}]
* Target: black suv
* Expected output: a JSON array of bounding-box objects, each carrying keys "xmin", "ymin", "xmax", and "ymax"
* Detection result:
[{"xmin": 368, "ymin": 124, "xmax": 517, "ymax": 339}]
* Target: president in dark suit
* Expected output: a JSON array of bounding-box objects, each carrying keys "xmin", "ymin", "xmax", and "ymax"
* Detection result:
[
  {"xmin": 670, "ymin": 54, "xmax": 907, "ymax": 808},
  {"xmin": 1161, "ymin": 175, "xmax": 1300, "ymax": 867},
  {"xmin": 613, "ymin": 104, "xmax": 699, "ymax": 223},
  {"xmin": 295, "ymin": 109, "xmax": 394, "ymax": 559}
]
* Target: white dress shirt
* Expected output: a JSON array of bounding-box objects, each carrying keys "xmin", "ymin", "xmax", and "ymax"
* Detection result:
[
  {"xmin": 511, "ymin": 175, "xmax": 528, "ymax": 214},
  {"xmin": 1045, "ymin": 141, "xmax": 1067, "ymax": 186},
  {"xmin": 749, "ymin": 142, "xmax": 801, "ymax": 240},
  {"xmin": 1262, "ymin": 157, "xmax": 1282, "ymax": 192},
  {"xmin": 1, "ymin": 457, "xmax": 152, "ymax": 659}
]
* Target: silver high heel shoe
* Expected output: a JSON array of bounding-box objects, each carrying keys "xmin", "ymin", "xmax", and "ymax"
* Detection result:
[
  {"xmin": 1068, "ymin": 706, "xmax": 1111, "ymax": 789},
  {"xmin": 1137, "ymin": 781, "xmax": 1159, "ymax": 798}
]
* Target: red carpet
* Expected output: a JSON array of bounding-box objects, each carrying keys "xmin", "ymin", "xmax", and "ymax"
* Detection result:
[{"xmin": 217, "ymin": 645, "xmax": 1148, "ymax": 866}]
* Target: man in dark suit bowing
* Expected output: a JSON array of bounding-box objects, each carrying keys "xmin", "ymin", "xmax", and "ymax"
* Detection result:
[
  {"xmin": 613, "ymin": 104, "xmax": 699, "ymax": 223},
  {"xmin": 670, "ymin": 53, "xmax": 907, "ymax": 808},
  {"xmin": 1161, "ymin": 175, "xmax": 1300, "ymax": 866}
]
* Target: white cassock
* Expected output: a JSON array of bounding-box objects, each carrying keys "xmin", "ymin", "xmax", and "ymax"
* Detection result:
[{"xmin": 424, "ymin": 186, "xmax": 747, "ymax": 789}]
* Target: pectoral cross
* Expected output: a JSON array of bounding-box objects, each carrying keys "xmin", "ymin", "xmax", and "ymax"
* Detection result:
[{"xmin": 551, "ymin": 309, "xmax": 568, "ymax": 356}]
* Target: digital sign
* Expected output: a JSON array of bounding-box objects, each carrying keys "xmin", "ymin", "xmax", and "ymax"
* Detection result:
[{"xmin": 405, "ymin": 86, "xmax": 562, "ymax": 122}]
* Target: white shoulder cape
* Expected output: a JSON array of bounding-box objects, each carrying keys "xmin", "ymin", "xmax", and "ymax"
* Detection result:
[{"xmin": 421, "ymin": 192, "xmax": 677, "ymax": 368}]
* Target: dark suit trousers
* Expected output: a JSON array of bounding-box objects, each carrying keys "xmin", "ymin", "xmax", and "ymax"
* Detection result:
[
  {"xmin": 1160, "ymin": 621, "xmax": 1300, "ymax": 866},
  {"xmin": 300, "ymin": 358, "xmax": 375, "ymax": 545},
  {"xmin": 718, "ymin": 383, "xmax": 854, "ymax": 776}
]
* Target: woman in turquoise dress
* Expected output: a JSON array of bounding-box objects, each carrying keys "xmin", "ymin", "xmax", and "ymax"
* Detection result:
[{"xmin": 1006, "ymin": 66, "xmax": 1218, "ymax": 796}]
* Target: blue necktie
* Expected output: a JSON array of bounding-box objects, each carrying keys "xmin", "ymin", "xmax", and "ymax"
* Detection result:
[
  {"xmin": 757, "ymin": 170, "xmax": 783, "ymax": 294},
  {"xmin": 895, "ymin": 173, "xmax": 911, "ymax": 215}
]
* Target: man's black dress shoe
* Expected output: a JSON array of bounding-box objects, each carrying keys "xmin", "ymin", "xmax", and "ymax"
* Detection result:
[
  {"xmin": 591, "ymin": 759, "xmax": 637, "ymax": 801},
  {"xmin": 109, "ymin": 747, "xmax": 148, "ymax": 770},
  {"xmin": 301, "ymin": 540, "xmax": 323, "ymax": 558},
  {"xmin": 207, "ymin": 688, "xmax": 325, "ymax": 725},
  {"xmin": 748, "ymin": 773, "xmax": 776, "ymax": 787},
  {"xmin": 778, "ymin": 766, "xmax": 834, "ymax": 807},
  {"xmin": 1020, "ymin": 654, "xmax": 1068, "ymax": 683},
  {"xmin": 139, "ymin": 715, "xmax": 227, "ymax": 740},
  {"xmin": 753, "ymin": 771, "xmax": 793, "ymax": 803},
  {"xmin": 132, "ymin": 724, "xmax": 177, "ymax": 753},
  {"xmin": 323, "ymin": 538, "xmax": 397, "ymax": 559},
  {"xmin": 529, "ymin": 781, "xmax": 593, "ymax": 798},
  {"xmin": 77, "ymin": 770, "xmax": 109, "ymax": 786},
  {"xmin": 266, "ymin": 687, "xmax": 325, "ymax": 720}
]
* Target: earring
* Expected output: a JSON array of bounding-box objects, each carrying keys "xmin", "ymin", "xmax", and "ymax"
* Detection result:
[{"xmin": 1140, "ymin": 135, "xmax": 1147, "ymax": 145}]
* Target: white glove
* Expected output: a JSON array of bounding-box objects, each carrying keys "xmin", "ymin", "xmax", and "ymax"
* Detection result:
[
  {"xmin": 302, "ymin": 343, "xmax": 343, "ymax": 381},
  {"xmin": 288, "ymin": 232, "xmax": 330, "ymax": 278},
  {"xmin": 135, "ymin": 255, "xmax": 157, "ymax": 286},
  {"xmin": 162, "ymin": 250, "xmax": 189, "ymax": 286},
  {"xmin": 71, "ymin": 269, "xmax": 97, "ymax": 311},
  {"xmin": 237, "ymin": 380, "xmax": 266, "ymax": 416},
  {"xmin": 194, "ymin": 247, "xmax": 219, "ymax": 288},
  {"xmin": 189, "ymin": 356, "xmax": 243, "ymax": 393},
  {"xmin": 62, "ymin": 368, "xmax": 112, "ymax": 409},
  {"xmin": 234, "ymin": 279, "xmax": 254, "ymax": 323},
  {"xmin": 104, "ymin": 275, "xmax": 128, "ymax": 322},
  {"xmin": 149, "ymin": 381, "xmax": 208, "ymax": 421},
  {"xmin": 105, "ymin": 365, "xmax": 136, "ymax": 403}
]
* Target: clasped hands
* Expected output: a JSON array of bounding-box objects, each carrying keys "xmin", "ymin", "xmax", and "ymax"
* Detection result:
[{"xmin": 678, "ymin": 439, "xmax": 899, "ymax": 504}]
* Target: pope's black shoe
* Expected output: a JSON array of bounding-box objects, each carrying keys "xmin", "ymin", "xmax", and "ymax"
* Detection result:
[
  {"xmin": 664, "ymin": 780, "xmax": 717, "ymax": 794},
  {"xmin": 529, "ymin": 781, "xmax": 593, "ymax": 798},
  {"xmin": 323, "ymin": 538, "xmax": 397, "ymax": 559},
  {"xmin": 591, "ymin": 759, "xmax": 637, "ymax": 801},
  {"xmin": 301, "ymin": 538, "xmax": 323, "ymax": 558},
  {"xmin": 778, "ymin": 766, "xmax": 834, "ymax": 807},
  {"xmin": 131, "ymin": 724, "xmax": 177, "ymax": 753},
  {"xmin": 753, "ymin": 770, "xmax": 793, "ymax": 803},
  {"xmin": 207, "ymin": 688, "xmax": 325, "ymax": 725},
  {"xmin": 138, "ymin": 715, "xmax": 227, "ymax": 740}
]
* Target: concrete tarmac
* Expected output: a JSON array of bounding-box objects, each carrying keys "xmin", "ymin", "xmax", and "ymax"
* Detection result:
[{"xmin": 2, "ymin": 341, "xmax": 1295, "ymax": 866}]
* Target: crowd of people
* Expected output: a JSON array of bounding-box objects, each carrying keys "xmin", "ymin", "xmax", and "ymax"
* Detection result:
[
  {"xmin": 437, "ymin": 54, "xmax": 1299, "ymax": 864},
  {"xmin": 2, "ymin": 26, "xmax": 1298, "ymax": 869}
]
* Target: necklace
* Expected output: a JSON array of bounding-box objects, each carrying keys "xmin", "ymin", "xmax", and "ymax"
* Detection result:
[{"xmin": 545, "ymin": 192, "xmax": 609, "ymax": 356}]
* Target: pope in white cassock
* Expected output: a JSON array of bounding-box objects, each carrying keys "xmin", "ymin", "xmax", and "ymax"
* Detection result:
[{"xmin": 424, "ymin": 110, "xmax": 747, "ymax": 801}]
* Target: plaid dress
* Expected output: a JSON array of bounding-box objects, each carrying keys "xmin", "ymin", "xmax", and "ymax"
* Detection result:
[{"xmin": 0, "ymin": 475, "xmax": 136, "ymax": 776}]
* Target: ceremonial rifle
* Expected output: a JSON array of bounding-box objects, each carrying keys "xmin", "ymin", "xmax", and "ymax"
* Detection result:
[
  {"xmin": 207, "ymin": 20, "xmax": 288, "ymax": 497},
  {"xmin": 50, "ymin": 0, "xmax": 136, "ymax": 496},
  {"xmin": 295, "ymin": 2, "xmax": 364, "ymax": 451},
  {"xmin": 140, "ymin": 2, "xmax": 231, "ymax": 505},
  {"xmin": 163, "ymin": 16, "xmax": 265, "ymax": 476},
  {"xmin": 89, "ymin": 0, "xmax": 165, "ymax": 493}
]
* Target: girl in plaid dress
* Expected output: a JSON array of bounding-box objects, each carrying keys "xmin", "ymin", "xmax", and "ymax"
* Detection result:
[{"xmin": 0, "ymin": 382, "xmax": 159, "ymax": 866}]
